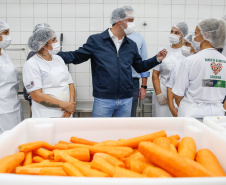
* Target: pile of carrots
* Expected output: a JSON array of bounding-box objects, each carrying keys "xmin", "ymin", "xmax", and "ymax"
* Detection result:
[{"xmin": 0, "ymin": 130, "xmax": 225, "ymax": 178}]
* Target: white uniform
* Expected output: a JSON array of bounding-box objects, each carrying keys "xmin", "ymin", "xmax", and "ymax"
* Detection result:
[
  {"xmin": 0, "ymin": 50, "xmax": 23, "ymax": 133},
  {"xmin": 23, "ymin": 54, "xmax": 74, "ymax": 118},
  {"xmin": 152, "ymin": 46, "xmax": 185, "ymax": 117},
  {"xmin": 172, "ymin": 48, "xmax": 226, "ymax": 118}
]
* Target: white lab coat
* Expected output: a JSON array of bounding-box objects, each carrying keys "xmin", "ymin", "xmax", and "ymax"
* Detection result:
[
  {"xmin": 172, "ymin": 48, "xmax": 226, "ymax": 118},
  {"xmin": 0, "ymin": 50, "xmax": 22, "ymax": 133},
  {"xmin": 152, "ymin": 46, "xmax": 185, "ymax": 117},
  {"xmin": 23, "ymin": 54, "xmax": 74, "ymax": 118}
]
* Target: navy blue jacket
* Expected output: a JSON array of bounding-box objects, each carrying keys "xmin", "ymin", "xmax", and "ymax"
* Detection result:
[{"xmin": 58, "ymin": 29, "xmax": 161, "ymax": 99}]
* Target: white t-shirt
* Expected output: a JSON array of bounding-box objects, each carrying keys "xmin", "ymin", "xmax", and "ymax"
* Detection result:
[
  {"xmin": 172, "ymin": 48, "xmax": 226, "ymax": 104},
  {"xmin": 153, "ymin": 46, "xmax": 185, "ymax": 84},
  {"xmin": 23, "ymin": 54, "xmax": 73, "ymax": 93}
]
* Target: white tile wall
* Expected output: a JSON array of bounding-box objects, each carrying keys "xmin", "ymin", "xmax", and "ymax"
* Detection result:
[{"xmin": 1, "ymin": 0, "xmax": 226, "ymax": 118}]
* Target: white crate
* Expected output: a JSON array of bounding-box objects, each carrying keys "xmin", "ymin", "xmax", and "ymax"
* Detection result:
[
  {"xmin": 0, "ymin": 117, "xmax": 226, "ymax": 185},
  {"xmin": 203, "ymin": 116, "xmax": 226, "ymax": 137}
]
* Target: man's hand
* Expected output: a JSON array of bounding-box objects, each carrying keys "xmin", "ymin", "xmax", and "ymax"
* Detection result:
[
  {"xmin": 157, "ymin": 49, "xmax": 167, "ymax": 62},
  {"xmin": 157, "ymin": 93, "xmax": 167, "ymax": 105},
  {"xmin": 170, "ymin": 107, "xmax": 178, "ymax": 117},
  {"xmin": 62, "ymin": 111, "xmax": 71, "ymax": 118},
  {"xmin": 139, "ymin": 87, "xmax": 146, "ymax": 100}
]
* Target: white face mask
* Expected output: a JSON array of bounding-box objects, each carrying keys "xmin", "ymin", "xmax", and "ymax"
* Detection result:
[
  {"xmin": 121, "ymin": 21, "xmax": 135, "ymax": 35},
  {"xmin": 192, "ymin": 34, "xmax": 203, "ymax": 52},
  {"xmin": 47, "ymin": 41, "xmax": 61, "ymax": 55},
  {"xmin": 181, "ymin": 46, "xmax": 193, "ymax": 57},
  {"xmin": 168, "ymin": 34, "xmax": 181, "ymax": 44},
  {"xmin": 0, "ymin": 35, "xmax": 11, "ymax": 48}
]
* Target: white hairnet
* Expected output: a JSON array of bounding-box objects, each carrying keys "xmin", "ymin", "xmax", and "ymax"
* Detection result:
[
  {"xmin": 0, "ymin": 20, "xmax": 10, "ymax": 33},
  {"xmin": 173, "ymin": 22, "xmax": 188, "ymax": 37},
  {"xmin": 198, "ymin": 18, "xmax": 226, "ymax": 48},
  {"xmin": 110, "ymin": 5, "xmax": 135, "ymax": 25},
  {"xmin": 28, "ymin": 27, "xmax": 56, "ymax": 52},
  {"xmin": 223, "ymin": 15, "xmax": 226, "ymax": 21},
  {"xmin": 184, "ymin": 34, "xmax": 193, "ymax": 44},
  {"xmin": 33, "ymin": 23, "xmax": 50, "ymax": 33}
]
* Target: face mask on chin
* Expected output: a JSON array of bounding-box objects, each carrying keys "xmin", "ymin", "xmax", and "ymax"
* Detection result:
[{"xmin": 120, "ymin": 21, "xmax": 135, "ymax": 35}]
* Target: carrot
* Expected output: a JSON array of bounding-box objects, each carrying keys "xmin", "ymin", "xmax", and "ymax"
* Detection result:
[
  {"xmin": 16, "ymin": 166, "xmax": 41, "ymax": 175},
  {"xmin": 70, "ymin": 136, "xmax": 98, "ymax": 146},
  {"xmin": 153, "ymin": 137, "xmax": 171, "ymax": 151},
  {"xmin": 68, "ymin": 144, "xmax": 133, "ymax": 159},
  {"xmin": 60, "ymin": 152, "xmax": 108, "ymax": 177},
  {"xmin": 143, "ymin": 166, "xmax": 173, "ymax": 178},
  {"xmin": 168, "ymin": 137, "xmax": 179, "ymax": 149},
  {"xmin": 94, "ymin": 153, "xmax": 125, "ymax": 168},
  {"xmin": 62, "ymin": 163, "xmax": 84, "ymax": 177},
  {"xmin": 168, "ymin": 135, "xmax": 180, "ymax": 140},
  {"xmin": 113, "ymin": 166, "xmax": 147, "ymax": 178},
  {"xmin": 25, "ymin": 160, "xmax": 64, "ymax": 168},
  {"xmin": 33, "ymin": 156, "xmax": 45, "ymax": 163},
  {"xmin": 23, "ymin": 151, "xmax": 32, "ymax": 166},
  {"xmin": 178, "ymin": 137, "xmax": 196, "ymax": 160},
  {"xmin": 138, "ymin": 142, "xmax": 214, "ymax": 177},
  {"xmin": 18, "ymin": 141, "xmax": 54, "ymax": 152},
  {"xmin": 94, "ymin": 130, "xmax": 167, "ymax": 148},
  {"xmin": 195, "ymin": 149, "xmax": 226, "ymax": 176},
  {"xmin": 54, "ymin": 143, "xmax": 68, "ymax": 150},
  {"xmin": 53, "ymin": 148, "xmax": 90, "ymax": 162},
  {"xmin": 91, "ymin": 156, "xmax": 116, "ymax": 176},
  {"xmin": 130, "ymin": 159, "xmax": 153, "ymax": 173},
  {"xmin": 0, "ymin": 152, "xmax": 25, "ymax": 173},
  {"xmin": 170, "ymin": 144, "xmax": 177, "ymax": 154},
  {"xmin": 58, "ymin": 141, "xmax": 71, "ymax": 145},
  {"xmin": 40, "ymin": 167, "xmax": 67, "ymax": 176},
  {"xmin": 33, "ymin": 148, "xmax": 54, "ymax": 160}
]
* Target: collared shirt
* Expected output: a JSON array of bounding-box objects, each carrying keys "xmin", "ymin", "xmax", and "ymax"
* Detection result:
[
  {"xmin": 108, "ymin": 28, "xmax": 124, "ymax": 52},
  {"xmin": 127, "ymin": 32, "xmax": 150, "ymax": 79}
]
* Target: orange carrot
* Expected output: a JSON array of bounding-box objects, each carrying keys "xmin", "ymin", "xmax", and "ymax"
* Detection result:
[
  {"xmin": 168, "ymin": 137, "xmax": 179, "ymax": 149},
  {"xmin": 58, "ymin": 141, "xmax": 71, "ymax": 145},
  {"xmin": 33, "ymin": 148, "xmax": 54, "ymax": 160},
  {"xmin": 124, "ymin": 152, "xmax": 151, "ymax": 169},
  {"xmin": 40, "ymin": 167, "xmax": 67, "ymax": 176},
  {"xmin": 153, "ymin": 137, "xmax": 171, "ymax": 151},
  {"xmin": 25, "ymin": 160, "xmax": 64, "ymax": 168},
  {"xmin": 130, "ymin": 159, "xmax": 153, "ymax": 173},
  {"xmin": 195, "ymin": 149, "xmax": 226, "ymax": 176},
  {"xmin": 16, "ymin": 166, "xmax": 41, "ymax": 175},
  {"xmin": 33, "ymin": 156, "xmax": 45, "ymax": 163},
  {"xmin": 0, "ymin": 152, "xmax": 25, "ymax": 173},
  {"xmin": 62, "ymin": 163, "xmax": 84, "ymax": 177},
  {"xmin": 53, "ymin": 148, "xmax": 90, "ymax": 162},
  {"xmin": 54, "ymin": 143, "xmax": 68, "ymax": 150},
  {"xmin": 138, "ymin": 142, "xmax": 214, "ymax": 177},
  {"xmin": 168, "ymin": 135, "xmax": 180, "ymax": 140},
  {"xmin": 143, "ymin": 166, "xmax": 172, "ymax": 178},
  {"xmin": 113, "ymin": 166, "xmax": 147, "ymax": 178},
  {"xmin": 93, "ymin": 153, "xmax": 125, "ymax": 168},
  {"xmin": 23, "ymin": 151, "xmax": 32, "ymax": 166},
  {"xmin": 70, "ymin": 136, "xmax": 98, "ymax": 146},
  {"xmin": 178, "ymin": 137, "xmax": 196, "ymax": 160},
  {"xmin": 94, "ymin": 130, "xmax": 167, "ymax": 148},
  {"xmin": 60, "ymin": 152, "xmax": 108, "ymax": 177},
  {"xmin": 170, "ymin": 144, "xmax": 177, "ymax": 154},
  {"xmin": 18, "ymin": 141, "xmax": 54, "ymax": 152}
]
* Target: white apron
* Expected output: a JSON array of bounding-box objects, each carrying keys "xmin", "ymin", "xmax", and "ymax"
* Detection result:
[
  {"xmin": 32, "ymin": 57, "xmax": 71, "ymax": 118},
  {"xmin": 152, "ymin": 47, "xmax": 183, "ymax": 117},
  {"xmin": 0, "ymin": 51, "xmax": 22, "ymax": 133},
  {"xmin": 178, "ymin": 91, "xmax": 225, "ymax": 120}
]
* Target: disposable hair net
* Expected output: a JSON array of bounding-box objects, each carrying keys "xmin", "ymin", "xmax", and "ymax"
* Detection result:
[
  {"xmin": 198, "ymin": 18, "xmax": 226, "ymax": 48},
  {"xmin": 28, "ymin": 27, "xmax": 56, "ymax": 52},
  {"xmin": 33, "ymin": 23, "xmax": 50, "ymax": 33},
  {"xmin": 184, "ymin": 34, "xmax": 193, "ymax": 44},
  {"xmin": 0, "ymin": 20, "xmax": 9, "ymax": 33},
  {"xmin": 110, "ymin": 6, "xmax": 135, "ymax": 25},
  {"xmin": 223, "ymin": 15, "xmax": 226, "ymax": 21},
  {"xmin": 173, "ymin": 22, "xmax": 188, "ymax": 37}
]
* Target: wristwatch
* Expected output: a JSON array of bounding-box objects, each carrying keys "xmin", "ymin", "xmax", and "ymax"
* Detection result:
[{"xmin": 141, "ymin": 85, "xmax": 147, "ymax": 89}]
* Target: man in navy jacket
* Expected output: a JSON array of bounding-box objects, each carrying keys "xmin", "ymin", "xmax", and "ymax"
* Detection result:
[{"xmin": 58, "ymin": 6, "xmax": 167, "ymax": 117}]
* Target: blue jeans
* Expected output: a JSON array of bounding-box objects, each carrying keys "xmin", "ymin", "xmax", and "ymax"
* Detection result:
[
  {"xmin": 92, "ymin": 97, "xmax": 133, "ymax": 117},
  {"xmin": 131, "ymin": 78, "xmax": 140, "ymax": 117}
]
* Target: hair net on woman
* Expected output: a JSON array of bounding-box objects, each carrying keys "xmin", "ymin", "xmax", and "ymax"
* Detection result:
[
  {"xmin": 184, "ymin": 34, "xmax": 193, "ymax": 44},
  {"xmin": 198, "ymin": 18, "xmax": 226, "ymax": 49},
  {"xmin": 173, "ymin": 22, "xmax": 188, "ymax": 37},
  {"xmin": 110, "ymin": 6, "xmax": 135, "ymax": 25},
  {"xmin": 28, "ymin": 27, "xmax": 56, "ymax": 52},
  {"xmin": 0, "ymin": 20, "xmax": 9, "ymax": 33},
  {"xmin": 33, "ymin": 23, "xmax": 50, "ymax": 33}
]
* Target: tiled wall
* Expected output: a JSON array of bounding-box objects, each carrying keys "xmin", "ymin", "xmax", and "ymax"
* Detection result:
[{"xmin": 1, "ymin": 0, "xmax": 226, "ymax": 117}]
